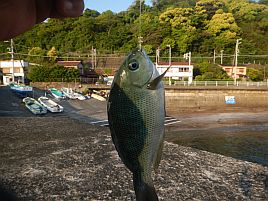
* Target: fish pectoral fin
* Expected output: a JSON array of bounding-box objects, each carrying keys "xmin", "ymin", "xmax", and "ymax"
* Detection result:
[
  {"xmin": 147, "ymin": 65, "xmax": 171, "ymax": 90},
  {"xmin": 107, "ymin": 101, "xmax": 111, "ymax": 112}
]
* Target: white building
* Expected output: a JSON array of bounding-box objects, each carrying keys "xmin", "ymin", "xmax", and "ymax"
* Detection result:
[
  {"xmin": 156, "ymin": 61, "xmax": 194, "ymax": 83},
  {"xmin": 0, "ymin": 60, "xmax": 29, "ymax": 85}
]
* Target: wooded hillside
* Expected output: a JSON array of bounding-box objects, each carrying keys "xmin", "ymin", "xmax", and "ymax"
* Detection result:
[{"xmin": 0, "ymin": 0, "xmax": 267, "ymax": 65}]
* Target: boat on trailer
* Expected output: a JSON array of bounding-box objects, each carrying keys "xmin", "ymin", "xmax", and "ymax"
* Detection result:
[
  {"xmin": 23, "ymin": 97, "xmax": 47, "ymax": 115},
  {"xmin": 38, "ymin": 96, "xmax": 64, "ymax": 113}
]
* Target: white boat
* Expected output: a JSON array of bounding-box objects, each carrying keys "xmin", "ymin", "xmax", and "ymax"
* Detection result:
[
  {"xmin": 91, "ymin": 90, "xmax": 107, "ymax": 101},
  {"xmin": 91, "ymin": 93, "xmax": 106, "ymax": 101},
  {"xmin": 49, "ymin": 88, "xmax": 66, "ymax": 99},
  {"xmin": 62, "ymin": 87, "xmax": 86, "ymax": 100},
  {"xmin": 38, "ymin": 96, "xmax": 64, "ymax": 113},
  {"xmin": 61, "ymin": 87, "xmax": 76, "ymax": 99},
  {"xmin": 23, "ymin": 97, "xmax": 47, "ymax": 115},
  {"xmin": 73, "ymin": 92, "xmax": 86, "ymax": 100}
]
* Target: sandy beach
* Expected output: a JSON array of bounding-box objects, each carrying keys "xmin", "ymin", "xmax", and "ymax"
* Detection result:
[{"xmin": 0, "ymin": 86, "xmax": 268, "ymax": 200}]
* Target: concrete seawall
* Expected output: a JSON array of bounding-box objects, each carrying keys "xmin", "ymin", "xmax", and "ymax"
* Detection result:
[
  {"xmin": 165, "ymin": 87, "xmax": 268, "ymax": 113},
  {"xmin": 31, "ymin": 83, "xmax": 268, "ymax": 112}
]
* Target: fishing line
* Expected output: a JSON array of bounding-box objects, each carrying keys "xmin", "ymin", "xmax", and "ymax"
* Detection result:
[{"xmin": 138, "ymin": 0, "xmax": 143, "ymax": 49}]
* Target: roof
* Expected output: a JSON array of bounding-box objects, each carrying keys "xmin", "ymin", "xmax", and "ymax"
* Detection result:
[
  {"xmin": 57, "ymin": 61, "xmax": 82, "ymax": 66},
  {"xmin": 220, "ymin": 65, "xmax": 247, "ymax": 68}
]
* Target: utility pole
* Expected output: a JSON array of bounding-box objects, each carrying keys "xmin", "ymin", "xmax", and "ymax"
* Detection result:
[
  {"xmin": 166, "ymin": 45, "xmax": 171, "ymax": 85},
  {"xmin": 5, "ymin": 39, "xmax": 16, "ymax": 83},
  {"xmin": 220, "ymin": 50, "xmax": 224, "ymax": 65},
  {"xmin": 94, "ymin": 48, "xmax": 97, "ymax": 69},
  {"xmin": 234, "ymin": 39, "xmax": 242, "ymax": 84},
  {"xmin": 188, "ymin": 52, "xmax": 192, "ymax": 66},
  {"xmin": 156, "ymin": 47, "xmax": 160, "ymax": 64},
  {"xmin": 91, "ymin": 46, "xmax": 94, "ymax": 69},
  {"xmin": 167, "ymin": 45, "xmax": 171, "ymax": 66},
  {"xmin": 184, "ymin": 52, "xmax": 191, "ymax": 66},
  {"xmin": 213, "ymin": 49, "xmax": 216, "ymax": 64},
  {"xmin": 91, "ymin": 47, "xmax": 96, "ymax": 69},
  {"xmin": 183, "ymin": 52, "xmax": 192, "ymax": 84},
  {"xmin": 10, "ymin": 39, "xmax": 15, "ymax": 83}
]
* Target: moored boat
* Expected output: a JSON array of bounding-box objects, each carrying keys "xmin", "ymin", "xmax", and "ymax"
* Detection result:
[
  {"xmin": 61, "ymin": 87, "xmax": 76, "ymax": 99},
  {"xmin": 38, "ymin": 96, "xmax": 64, "ymax": 113},
  {"xmin": 49, "ymin": 88, "xmax": 66, "ymax": 99},
  {"xmin": 23, "ymin": 97, "xmax": 47, "ymax": 115},
  {"xmin": 9, "ymin": 83, "xmax": 33, "ymax": 97},
  {"xmin": 91, "ymin": 90, "xmax": 107, "ymax": 101},
  {"xmin": 73, "ymin": 92, "xmax": 86, "ymax": 100},
  {"xmin": 91, "ymin": 93, "xmax": 106, "ymax": 101}
]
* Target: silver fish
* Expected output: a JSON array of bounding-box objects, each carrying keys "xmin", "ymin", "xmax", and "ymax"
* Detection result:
[{"xmin": 108, "ymin": 48, "xmax": 168, "ymax": 201}]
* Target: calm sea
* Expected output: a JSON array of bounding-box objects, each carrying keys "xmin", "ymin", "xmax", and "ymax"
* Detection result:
[{"xmin": 166, "ymin": 124, "xmax": 268, "ymax": 167}]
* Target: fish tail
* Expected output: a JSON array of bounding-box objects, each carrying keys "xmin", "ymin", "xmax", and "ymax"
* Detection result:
[{"xmin": 133, "ymin": 174, "xmax": 159, "ymax": 201}]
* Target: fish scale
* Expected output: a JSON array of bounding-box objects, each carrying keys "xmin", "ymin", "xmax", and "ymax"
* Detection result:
[{"xmin": 108, "ymin": 48, "xmax": 166, "ymax": 201}]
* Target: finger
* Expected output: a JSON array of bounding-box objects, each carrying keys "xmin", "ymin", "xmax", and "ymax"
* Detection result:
[
  {"xmin": 0, "ymin": 0, "xmax": 36, "ymax": 40},
  {"xmin": 35, "ymin": 0, "xmax": 84, "ymax": 23},
  {"xmin": 35, "ymin": 0, "xmax": 53, "ymax": 23}
]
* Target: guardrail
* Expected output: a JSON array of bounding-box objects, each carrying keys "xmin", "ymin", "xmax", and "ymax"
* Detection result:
[
  {"xmin": 34, "ymin": 78, "xmax": 268, "ymax": 89},
  {"xmin": 163, "ymin": 81, "xmax": 268, "ymax": 88}
]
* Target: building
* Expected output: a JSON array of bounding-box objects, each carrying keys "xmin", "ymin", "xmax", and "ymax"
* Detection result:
[
  {"xmin": 0, "ymin": 60, "xmax": 29, "ymax": 85},
  {"xmin": 156, "ymin": 61, "xmax": 194, "ymax": 83},
  {"xmin": 56, "ymin": 60, "xmax": 99, "ymax": 79},
  {"xmin": 221, "ymin": 65, "xmax": 247, "ymax": 79},
  {"xmin": 57, "ymin": 61, "xmax": 84, "ymax": 74}
]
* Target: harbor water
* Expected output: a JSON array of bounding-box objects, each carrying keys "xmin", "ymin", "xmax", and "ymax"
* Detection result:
[{"xmin": 166, "ymin": 124, "xmax": 268, "ymax": 167}]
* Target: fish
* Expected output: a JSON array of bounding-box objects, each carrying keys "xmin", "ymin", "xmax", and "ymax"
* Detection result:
[{"xmin": 107, "ymin": 48, "xmax": 169, "ymax": 201}]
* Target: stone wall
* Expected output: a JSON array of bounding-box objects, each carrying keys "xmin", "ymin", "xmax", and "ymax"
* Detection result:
[
  {"xmin": 165, "ymin": 87, "xmax": 268, "ymax": 112},
  {"xmin": 31, "ymin": 82, "xmax": 91, "ymax": 93}
]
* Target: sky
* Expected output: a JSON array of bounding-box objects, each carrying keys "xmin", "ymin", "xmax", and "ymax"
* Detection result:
[{"xmin": 84, "ymin": 0, "xmax": 152, "ymax": 13}]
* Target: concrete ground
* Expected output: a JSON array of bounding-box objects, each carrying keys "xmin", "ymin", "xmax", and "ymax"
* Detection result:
[{"xmin": 0, "ymin": 86, "xmax": 268, "ymax": 200}]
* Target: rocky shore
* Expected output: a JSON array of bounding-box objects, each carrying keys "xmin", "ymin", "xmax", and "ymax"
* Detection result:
[{"xmin": 0, "ymin": 86, "xmax": 268, "ymax": 200}]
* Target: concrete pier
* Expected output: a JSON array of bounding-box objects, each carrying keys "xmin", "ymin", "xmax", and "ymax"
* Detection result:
[{"xmin": 0, "ymin": 117, "xmax": 267, "ymax": 200}]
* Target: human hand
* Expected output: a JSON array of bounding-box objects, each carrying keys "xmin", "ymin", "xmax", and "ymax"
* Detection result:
[{"xmin": 0, "ymin": 0, "xmax": 84, "ymax": 41}]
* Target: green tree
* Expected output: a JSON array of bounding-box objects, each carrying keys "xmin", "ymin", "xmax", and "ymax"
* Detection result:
[
  {"xmin": 194, "ymin": 61, "xmax": 230, "ymax": 80},
  {"xmin": 195, "ymin": 0, "xmax": 225, "ymax": 19},
  {"xmin": 247, "ymin": 67, "xmax": 263, "ymax": 81},
  {"xmin": 203, "ymin": 10, "xmax": 240, "ymax": 52},
  {"xmin": 47, "ymin": 47, "xmax": 57, "ymax": 62},
  {"xmin": 159, "ymin": 8, "xmax": 199, "ymax": 53},
  {"xmin": 28, "ymin": 65, "xmax": 51, "ymax": 82},
  {"xmin": 28, "ymin": 47, "xmax": 46, "ymax": 63}
]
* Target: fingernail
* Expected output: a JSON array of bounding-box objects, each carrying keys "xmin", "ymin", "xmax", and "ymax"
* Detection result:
[
  {"xmin": 64, "ymin": 0, "xmax": 73, "ymax": 11},
  {"xmin": 62, "ymin": 0, "xmax": 84, "ymax": 16}
]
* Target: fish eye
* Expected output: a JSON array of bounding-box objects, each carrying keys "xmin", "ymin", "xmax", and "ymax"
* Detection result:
[{"xmin": 128, "ymin": 60, "xmax": 139, "ymax": 71}]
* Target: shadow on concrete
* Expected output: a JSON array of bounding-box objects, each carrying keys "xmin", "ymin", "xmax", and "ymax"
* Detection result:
[{"xmin": 0, "ymin": 86, "xmax": 108, "ymax": 124}]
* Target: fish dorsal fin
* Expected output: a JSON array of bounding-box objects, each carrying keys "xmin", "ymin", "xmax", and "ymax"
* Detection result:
[{"xmin": 147, "ymin": 65, "xmax": 171, "ymax": 90}]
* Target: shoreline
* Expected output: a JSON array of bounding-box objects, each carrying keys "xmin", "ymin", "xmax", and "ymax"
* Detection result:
[{"xmin": 166, "ymin": 109, "xmax": 268, "ymax": 132}]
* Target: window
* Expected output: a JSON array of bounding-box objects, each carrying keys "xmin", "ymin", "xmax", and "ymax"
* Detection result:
[{"xmin": 2, "ymin": 68, "xmax": 10, "ymax": 73}]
